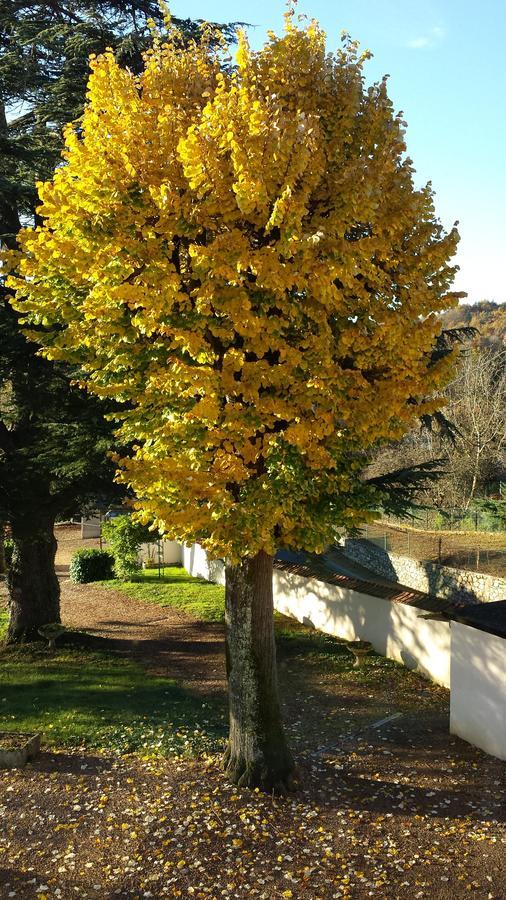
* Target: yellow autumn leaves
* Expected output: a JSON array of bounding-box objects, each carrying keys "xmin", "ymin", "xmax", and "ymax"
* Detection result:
[{"xmin": 6, "ymin": 9, "xmax": 461, "ymax": 559}]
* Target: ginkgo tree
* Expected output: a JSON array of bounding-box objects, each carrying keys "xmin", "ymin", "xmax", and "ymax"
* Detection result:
[{"xmin": 6, "ymin": 9, "xmax": 461, "ymax": 790}]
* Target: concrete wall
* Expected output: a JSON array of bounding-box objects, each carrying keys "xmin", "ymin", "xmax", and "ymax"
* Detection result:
[
  {"xmin": 139, "ymin": 540, "xmax": 182, "ymax": 566},
  {"xmin": 344, "ymin": 538, "xmax": 506, "ymax": 605},
  {"xmin": 182, "ymin": 542, "xmax": 225, "ymax": 586},
  {"xmin": 450, "ymin": 622, "xmax": 506, "ymax": 761},
  {"xmin": 178, "ymin": 542, "xmax": 506, "ymax": 762},
  {"xmin": 81, "ymin": 516, "xmax": 101, "ymax": 539},
  {"xmin": 177, "ymin": 542, "xmax": 451, "ymax": 686},
  {"xmin": 272, "ymin": 566, "xmax": 451, "ymax": 688}
]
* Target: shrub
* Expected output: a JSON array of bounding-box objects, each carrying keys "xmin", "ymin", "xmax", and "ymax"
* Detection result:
[
  {"xmin": 4, "ymin": 539, "xmax": 14, "ymax": 569},
  {"xmin": 69, "ymin": 548, "xmax": 114, "ymax": 583},
  {"xmin": 101, "ymin": 515, "xmax": 154, "ymax": 580}
]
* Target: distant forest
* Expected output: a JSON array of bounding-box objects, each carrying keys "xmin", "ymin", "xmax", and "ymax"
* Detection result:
[{"xmin": 441, "ymin": 301, "xmax": 506, "ymax": 350}]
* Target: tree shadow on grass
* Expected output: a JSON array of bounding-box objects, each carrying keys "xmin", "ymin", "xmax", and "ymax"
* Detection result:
[
  {"xmin": 60, "ymin": 625, "xmax": 225, "ymax": 661},
  {"xmin": 0, "ymin": 644, "xmax": 228, "ymax": 755}
]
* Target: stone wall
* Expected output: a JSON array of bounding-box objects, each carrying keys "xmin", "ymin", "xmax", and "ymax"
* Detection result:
[{"xmin": 343, "ymin": 538, "xmax": 506, "ymax": 604}]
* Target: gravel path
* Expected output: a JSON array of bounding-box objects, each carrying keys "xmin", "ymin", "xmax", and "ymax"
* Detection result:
[{"xmin": 56, "ymin": 526, "xmax": 227, "ymax": 695}]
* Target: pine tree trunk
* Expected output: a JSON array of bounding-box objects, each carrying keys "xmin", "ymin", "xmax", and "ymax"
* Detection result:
[
  {"xmin": 223, "ymin": 550, "xmax": 297, "ymax": 792},
  {"xmin": 6, "ymin": 515, "xmax": 60, "ymax": 643}
]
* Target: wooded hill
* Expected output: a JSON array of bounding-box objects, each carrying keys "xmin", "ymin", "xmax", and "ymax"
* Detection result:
[{"xmin": 441, "ymin": 301, "xmax": 506, "ymax": 350}]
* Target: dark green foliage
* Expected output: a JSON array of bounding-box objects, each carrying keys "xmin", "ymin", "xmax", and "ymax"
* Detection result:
[
  {"xmin": 0, "ymin": 1, "xmax": 240, "ymax": 243},
  {"xmin": 102, "ymin": 514, "xmax": 153, "ymax": 580},
  {"xmin": 365, "ymin": 459, "xmax": 446, "ymax": 520},
  {"xmin": 0, "ymin": 1, "xmax": 237, "ymax": 639},
  {"xmin": 4, "ymin": 536, "xmax": 13, "ymax": 568},
  {"xmin": 428, "ymin": 326, "xmax": 477, "ymax": 368},
  {"xmin": 69, "ymin": 548, "xmax": 114, "ymax": 583}
]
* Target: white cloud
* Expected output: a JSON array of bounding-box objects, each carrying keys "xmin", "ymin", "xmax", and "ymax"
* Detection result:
[
  {"xmin": 407, "ymin": 26, "xmax": 445, "ymax": 50},
  {"xmin": 408, "ymin": 36, "xmax": 431, "ymax": 49}
]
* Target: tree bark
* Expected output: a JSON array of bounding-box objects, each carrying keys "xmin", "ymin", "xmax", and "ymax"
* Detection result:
[
  {"xmin": 223, "ymin": 550, "xmax": 296, "ymax": 792},
  {"xmin": 0, "ymin": 522, "xmax": 6, "ymax": 575},
  {"xmin": 6, "ymin": 515, "xmax": 60, "ymax": 643}
]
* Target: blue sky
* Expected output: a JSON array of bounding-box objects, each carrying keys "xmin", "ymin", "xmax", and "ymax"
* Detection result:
[{"xmin": 172, "ymin": 0, "xmax": 506, "ymax": 304}]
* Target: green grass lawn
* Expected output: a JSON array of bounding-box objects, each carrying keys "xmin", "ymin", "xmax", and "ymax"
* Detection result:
[
  {"xmin": 1, "ymin": 568, "xmax": 229, "ymax": 756},
  {"xmin": 0, "ymin": 568, "xmax": 228, "ymax": 758},
  {"xmin": 102, "ymin": 566, "xmax": 225, "ymax": 621},
  {"xmin": 1, "ymin": 565, "xmax": 435, "ymax": 760},
  {"xmin": 0, "ymin": 642, "xmax": 227, "ymax": 756}
]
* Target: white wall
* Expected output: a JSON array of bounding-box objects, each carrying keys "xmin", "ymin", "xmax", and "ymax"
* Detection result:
[
  {"xmin": 178, "ymin": 542, "xmax": 506, "ymax": 763},
  {"xmin": 272, "ymin": 567, "xmax": 451, "ymax": 688},
  {"xmin": 139, "ymin": 540, "xmax": 182, "ymax": 566},
  {"xmin": 450, "ymin": 622, "xmax": 506, "ymax": 761},
  {"xmin": 177, "ymin": 543, "xmax": 451, "ymax": 686},
  {"xmin": 182, "ymin": 543, "xmax": 225, "ymax": 585},
  {"xmin": 81, "ymin": 515, "xmax": 101, "ymax": 539}
]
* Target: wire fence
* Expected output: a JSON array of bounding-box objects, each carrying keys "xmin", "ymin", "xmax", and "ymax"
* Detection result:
[
  {"xmin": 360, "ymin": 520, "xmax": 506, "ymax": 577},
  {"xmin": 384, "ymin": 506, "xmax": 506, "ymax": 533}
]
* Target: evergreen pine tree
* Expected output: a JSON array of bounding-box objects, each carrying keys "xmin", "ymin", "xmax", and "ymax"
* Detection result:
[{"xmin": 0, "ymin": 1, "xmax": 236, "ymax": 641}]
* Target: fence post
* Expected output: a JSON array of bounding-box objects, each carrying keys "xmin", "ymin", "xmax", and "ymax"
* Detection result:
[{"xmin": 438, "ymin": 537, "xmax": 442, "ymax": 563}]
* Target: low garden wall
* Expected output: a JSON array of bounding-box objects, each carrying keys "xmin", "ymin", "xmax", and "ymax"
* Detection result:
[
  {"xmin": 139, "ymin": 539, "xmax": 181, "ymax": 565},
  {"xmin": 181, "ymin": 543, "xmax": 451, "ymax": 687},
  {"xmin": 450, "ymin": 621, "xmax": 506, "ymax": 761},
  {"xmin": 182, "ymin": 542, "xmax": 225, "ymax": 585},
  {"xmin": 81, "ymin": 516, "xmax": 101, "ymax": 539},
  {"xmin": 272, "ymin": 563, "xmax": 451, "ymax": 688},
  {"xmin": 179, "ymin": 542, "xmax": 506, "ymax": 762},
  {"xmin": 343, "ymin": 538, "xmax": 506, "ymax": 604}
]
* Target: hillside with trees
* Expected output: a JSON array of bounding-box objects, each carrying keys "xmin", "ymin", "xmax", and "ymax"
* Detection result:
[
  {"xmin": 368, "ymin": 340, "xmax": 506, "ymax": 510},
  {"xmin": 441, "ymin": 301, "xmax": 506, "ymax": 351}
]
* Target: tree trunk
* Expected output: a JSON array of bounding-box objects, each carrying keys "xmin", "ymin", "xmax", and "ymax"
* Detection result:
[
  {"xmin": 223, "ymin": 550, "xmax": 296, "ymax": 792},
  {"xmin": 6, "ymin": 515, "xmax": 60, "ymax": 643},
  {"xmin": 0, "ymin": 522, "xmax": 6, "ymax": 575}
]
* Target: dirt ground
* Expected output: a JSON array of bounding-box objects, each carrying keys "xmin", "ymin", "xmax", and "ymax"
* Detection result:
[{"xmin": 1, "ymin": 526, "xmax": 505, "ymax": 899}]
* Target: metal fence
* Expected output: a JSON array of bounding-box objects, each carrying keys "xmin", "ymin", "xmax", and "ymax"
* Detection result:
[
  {"xmin": 384, "ymin": 506, "xmax": 506, "ymax": 533},
  {"xmin": 361, "ymin": 520, "xmax": 506, "ymax": 577}
]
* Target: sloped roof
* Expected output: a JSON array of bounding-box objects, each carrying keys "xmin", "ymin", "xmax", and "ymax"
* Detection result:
[
  {"xmin": 274, "ymin": 548, "xmax": 459, "ymax": 616},
  {"xmin": 449, "ymin": 599, "xmax": 506, "ymax": 640}
]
